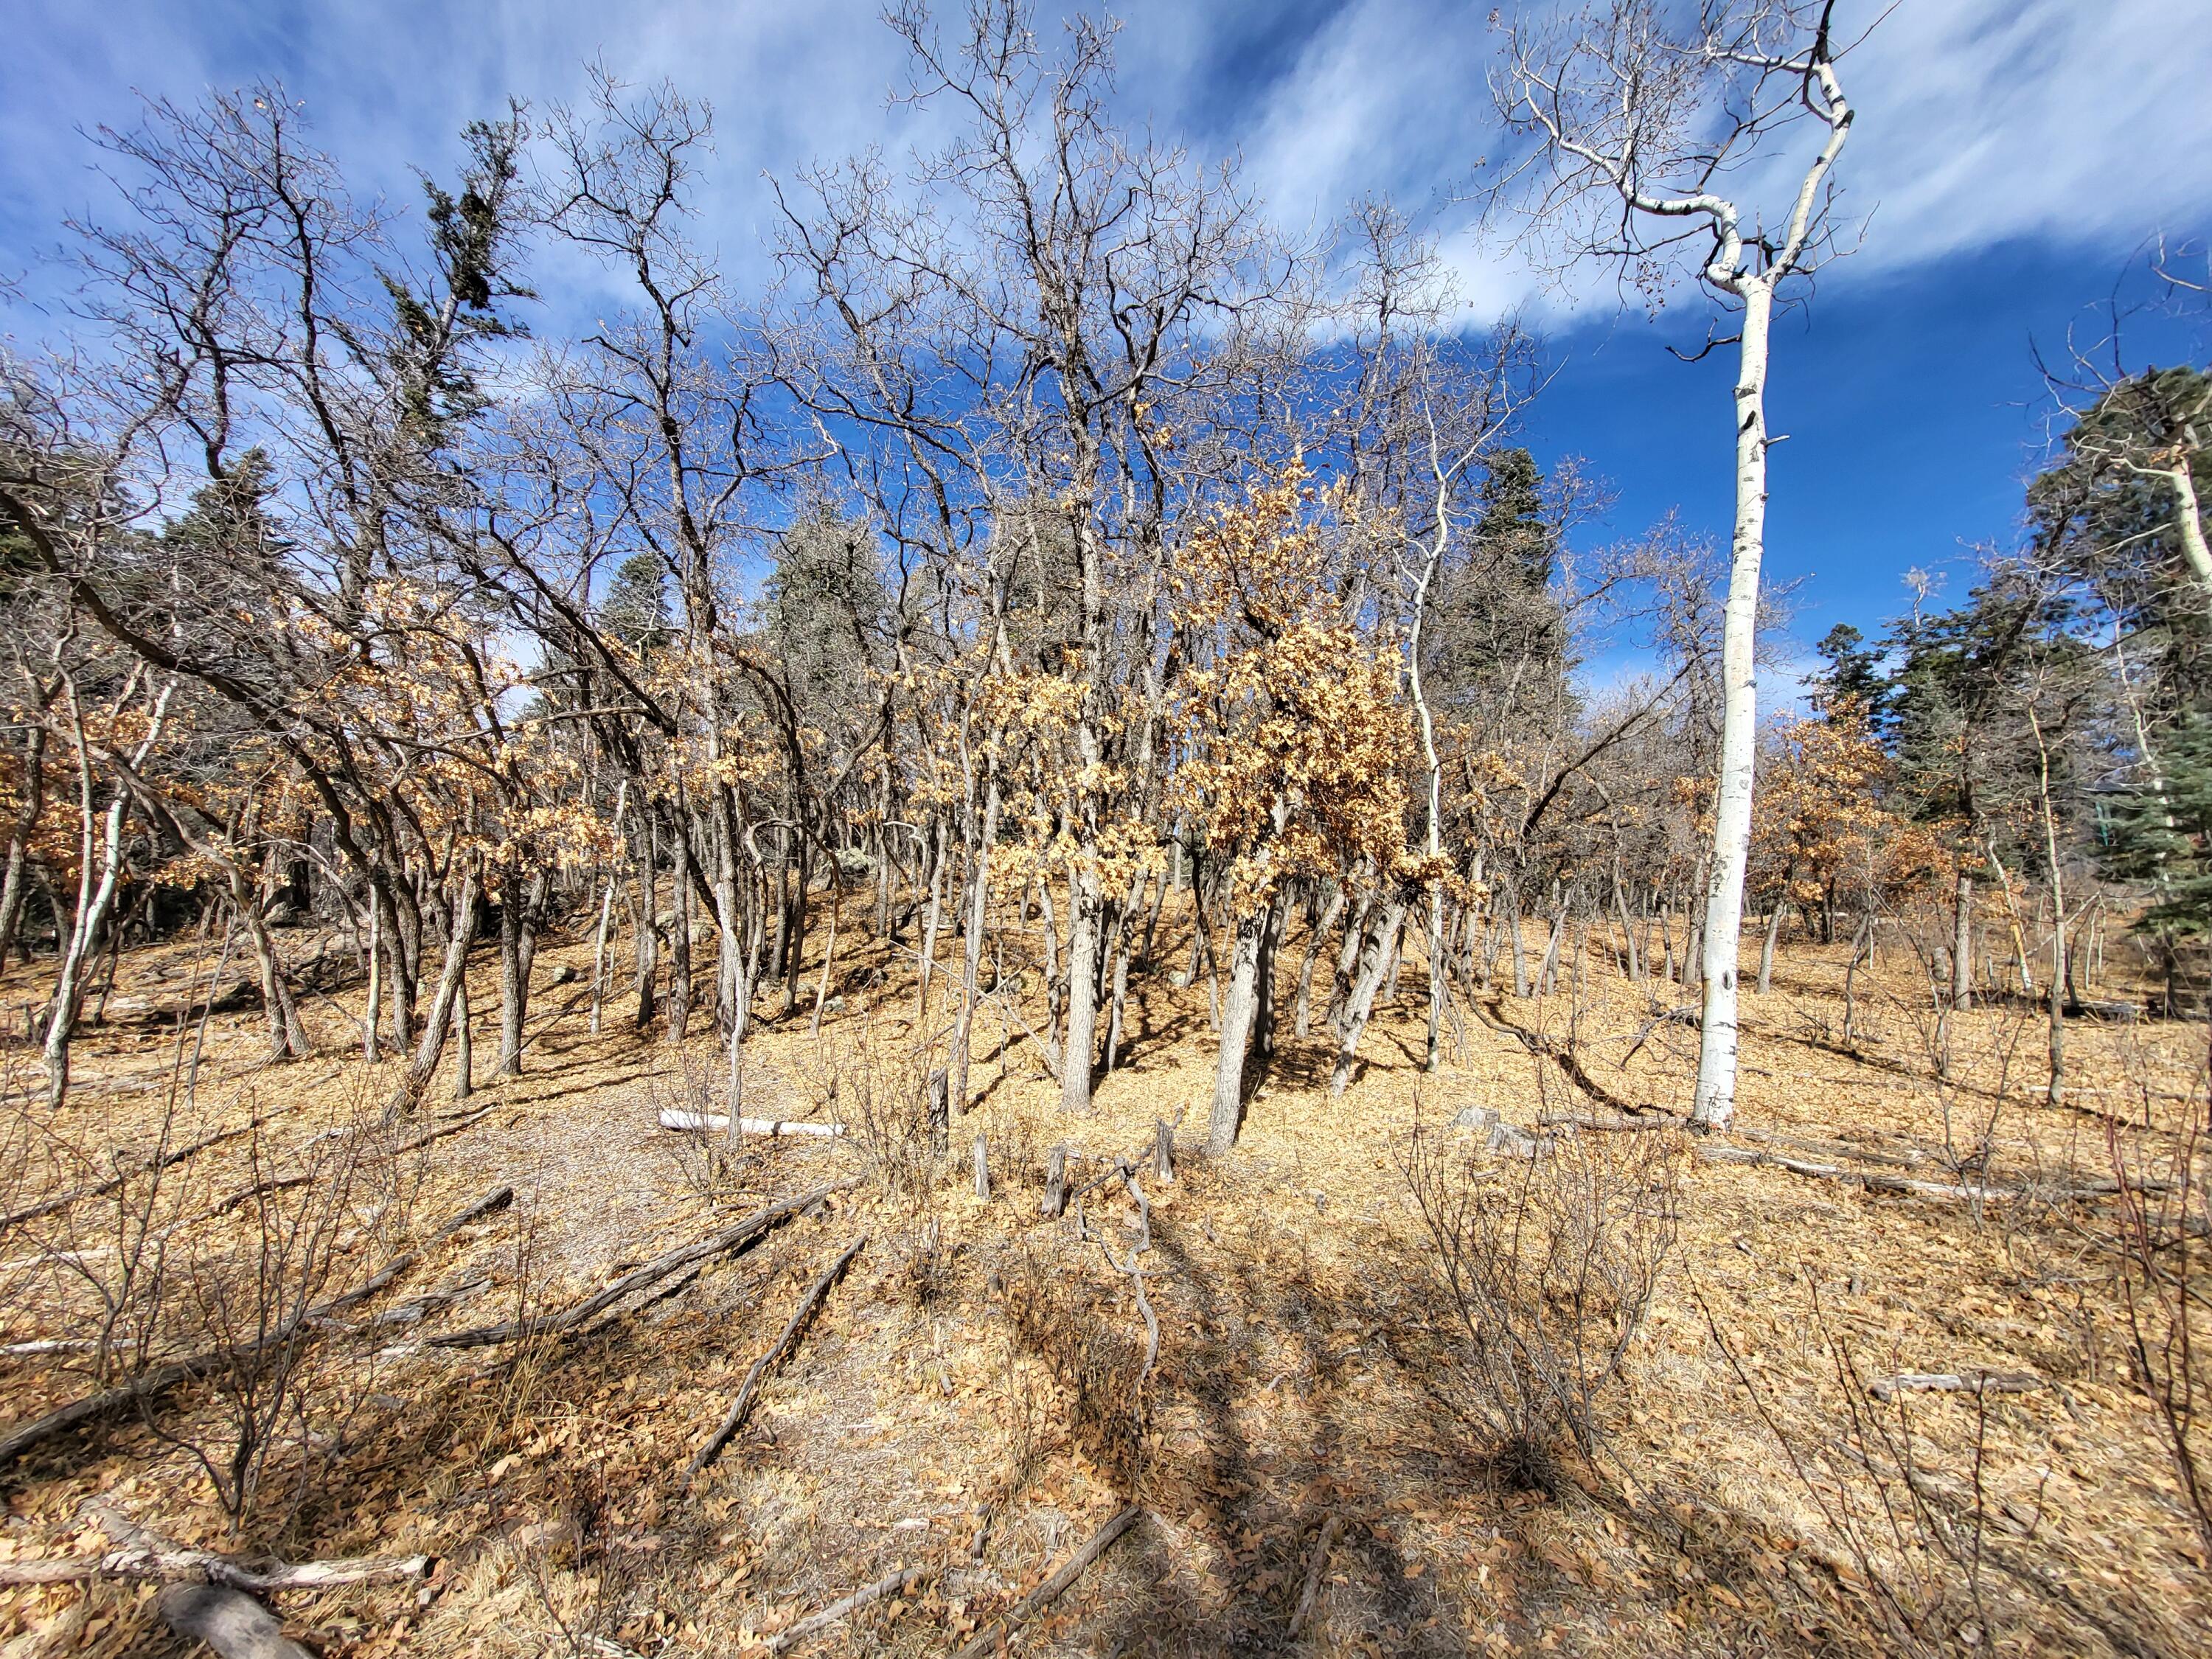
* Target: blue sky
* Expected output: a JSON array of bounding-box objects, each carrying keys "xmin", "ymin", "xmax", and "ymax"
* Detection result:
[{"xmin": 4, "ymin": 0, "xmax": 2209, "ymax": 672}]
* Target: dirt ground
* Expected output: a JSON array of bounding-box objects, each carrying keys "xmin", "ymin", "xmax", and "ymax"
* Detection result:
[{"xmin": 1, "ymin": 898, "xmax": 2208, "ymax": 1658}]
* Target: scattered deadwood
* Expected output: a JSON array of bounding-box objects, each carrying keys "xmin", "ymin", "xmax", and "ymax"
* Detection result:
[
  {"xmin": 198, "ymin": 1107, "xmax": 497, "ymax": 1225},
  {"xmin": 689, "ymin": 1233, "xmax": 868, "ymax": 1478},
  {"xmin": 394, "ymin": 1104, "xmax": 500, "ymax": 1153},
  {"xmin": 763, "ymin": 1563, "xmax": 931, "ymax": 1655},
  {"xmin": 1868, "ymin": 1368, "xmax": 2045, "ymax": 1403},
  {"xmin": 0, "ymin": 1185, "xmax": 511, "ymax": 1475},
  {"xmin": 1731, "ymin": 1123, "xmax": 1934, "ymax": 1171},
  {"xmin": 98, "ymin": 977, "xmax": 257, "ymax": 1028},
  {"xmin": 1471, "ymin": 995, "xmax": 1652, "ymax": 1115},
  {"xmin": 1617, "ymin": 1002, "xmax": 1700, "ymax": 1068},
  {"xmin": 1287, "ymin": 1514, "xmax": 1343, "ymax": 1638},
  {"xmin": 430, "ymin": 1178, "xmax": 858, "ymax": 1350},
  {"xmin": 951, "ymin": 1504, "xmax": 1142, "ymax": 1659},
  {"xmin": 1538, "ymin": 1111, "xmax": 1683, "ymax": 1133},
  {"xmin": 0, "ymin": 1121, "xmax": 254, "ymax": 1233},
  {"xmin": 658, "ymin": 1109, "xmax": 845, "ymax": 1138}
]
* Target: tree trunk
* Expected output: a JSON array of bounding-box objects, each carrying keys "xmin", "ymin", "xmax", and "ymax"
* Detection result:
[
  {"xmin": 451, "ymin": 970, "xmax": 473, "ymax": 1103},
  {"xmin": 667, "ymin": 825, "xmax": 694, "ymax": 1043},
  {"xmin": 498, "ymin": 874, "xmax": 526, "ymax": 1077},
  {"xmin": 1691, "ymin": 279, "xmax": 1776, "ymax": 1133},
  {"xmin": 1105, "ymin": 870, "xmax": 1144, "ymax": 1074},
  {"xmin": 1060, "ymin": 870, "xmax": 1102, "ymax": 1113},
  {"xmin": 1951, "ymin": 870, "xmax": 1974, "ymax": 1009},
  {"xmin": 1293, "ymin": 883, "xmax": 1344, "ymax": 1038},
  {"xmin": 949, "ymin": 776, "xmax": 998, "ymax": 1116},
  {"xmin": 364, "ymin": 900, "xmax": 383, "ymax": 1062},
  {"xmin": 0, "ymin": 726, "xmax": 44, "ymax": 969},
  {"xmin": 1254, "ymin": 886, "xmax": 1287, "ymax": 1061},
  {"xmin": 588, "ymin": 874, "xmax": 615, "ymax": 1034},
  {"xmin": 413, "ymin": 869, "xmax": 476, "ymax": 1077},
  {"xmin": 1208, "ymin": 900, "xmax": 1271, "ymax": 1154},
  {"xmin": 917, "ymin": 821, "xmax": 947, "ymax": 1025},
  {"xmin": 1329, "ymin": 896, "xmax": 1406, "ymax": 1097}
]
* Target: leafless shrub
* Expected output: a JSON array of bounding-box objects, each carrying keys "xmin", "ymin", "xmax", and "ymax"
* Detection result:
[
  {"xmin": 1402, "ymin": 1107, "xmax": 1683, "ymax": 1486},
  {"xmin": 650, "ymin": 1051, "xmax": 777, "ymax": 1212},
  {"xmin": 150, "ymin": 1097, "xmax": 382, "ymax": 1531},
  {"xmin": 467, "ymin": 1190, "xmax": 564, "ymax": 1460},
  {"xmin": 1690, "ymin": 1275, "xmax": 2168, "ymax": 1658},
  {"xmin": 2109, "ymin": 1110, "xmax": 2212, "ymax": 1562},
  {"xmin": 805, "ymin": 1009, "xmax": 944, "ymax": 1208}
]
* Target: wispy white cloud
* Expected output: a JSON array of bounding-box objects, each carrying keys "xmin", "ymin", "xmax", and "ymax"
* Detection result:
[
  {"xmin": 4, "ymin": 0, "xmax": 2207, "ymax": 336},
  {"xmin": 1211, "ymin": 0, "xmax": 2212, "ymax": 318}
]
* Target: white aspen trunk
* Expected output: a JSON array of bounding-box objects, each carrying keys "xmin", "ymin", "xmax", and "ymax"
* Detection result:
[
  {"xmin": 588, "ymin": 877, "xmax": 614, "ymax": 1034},
  {"xmin": 1691, "ymin": 279, "xmax": 1775, "ymax": 1132},
  {"xmin": 44, "ymin": 678, "xmax": 174, "ymax": 1109},
  {"xmin": 916, "ymin": 823, "xmax": 946, "ymax": 1025},
  {"xmin": 949, "ymin": 774, "xmax": 998, "ymax": 1115},
  {"xmin": 2163, "ymin": 459, "xmax": 2212, "ymax": 601}
]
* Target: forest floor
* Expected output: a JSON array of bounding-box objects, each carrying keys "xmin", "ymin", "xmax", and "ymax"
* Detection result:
[{"xmin": 1, "ymin": 898, "xmax": 2208, "ymax": 1658}]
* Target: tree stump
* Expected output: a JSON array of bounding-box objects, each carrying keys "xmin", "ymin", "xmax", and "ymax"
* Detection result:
[{"xmin": 1043, "ymin": 1146, "xmax": 1067, "ymax": 1217}]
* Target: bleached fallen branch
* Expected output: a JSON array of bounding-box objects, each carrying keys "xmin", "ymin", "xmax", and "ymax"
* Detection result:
[
  {"xmin": 1867, "ymin": 1369, "xmax": 2044, "ymax": 1404},
  {"xmin": 0, "ymin": 1537, "xmax": 427, "ymax": 1590},
  {"xmin": 0, "ymin": 1496, "xmax": 420, "ymax": 1659},
  {"xmin": 689, "ymin": 1233, "xmax": 867, "ymax": 1478},
  {"xmin": 764, "ymin": 1562, "xmax": 930, "ymax": 1655},
  {"xmin": 1700, "ymin": 1142, "xmax": 2164, "ymax": 1206},
  {"xmin": 428, "ymin": 1179, "xmax": 857, "ymax": 1349},
  {"xmin": 658, "ymin": 1109, "xmax": 845, "ymax": 1138},
  {"xmin": 1699, "ymin": 1143, "xmax": 2004, "ymax": 1203},
  {"xmin": 951, "ymin": 1505, "xmax": 1142, "ymax": 1659}
]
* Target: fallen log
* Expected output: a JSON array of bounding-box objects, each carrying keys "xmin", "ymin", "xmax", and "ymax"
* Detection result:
[
  {"xmin": 1287, "ymin": 1514, "xmax": 1343, "ymax": 1639},
  {"xmin": 429, "ymin": 1179, "xmax": 857, "ymax": 1350},
  {"xmin": 690, "ymin": 1234, "xmax": 867, "ymax": 1478},
  {"xmin": 1699, "ymin": 1143, "xmax": 2004, "ymax": 1203},
  {"xmin": 1700, "ymin": 1143, "xmax": 2164, "ymax": 1205},
  {"xmin": 658, "ymin": 1109, "xmax": 845, "ymax": 1138},
  {"xmin": 1868, "ymin": 1368, "xmax": 2044, "ymax": 1404},
  {"xmin": 157, "ymin": 1585, "xmax": 313, "ymax": 1659},
  {"xmin": 765, "ymin": 1563, "xmax": 930, "ymax": 1655},
  {"xmin": 951, "ymin": 1505, "xmax": 1142, "ymax": 1659},
  {"xmin": 0, "ymin": 1185, "xmax": 511, "ymax": 1475}
]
